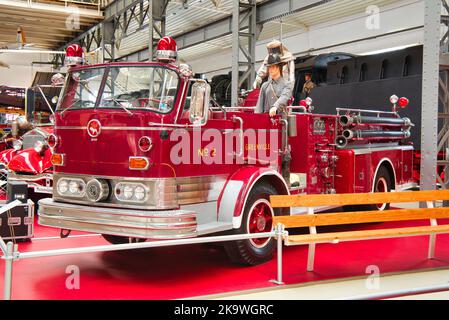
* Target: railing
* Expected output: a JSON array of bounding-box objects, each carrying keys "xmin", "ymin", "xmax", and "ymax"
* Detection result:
[{"xmin": 0, "ymin": 226, "xmax": 287, "ymax": 300}]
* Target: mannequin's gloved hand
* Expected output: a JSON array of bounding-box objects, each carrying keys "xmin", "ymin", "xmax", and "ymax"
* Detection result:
[{"xmin": 253, "ymin": 76, "xmax": 263, "ymax": 89}]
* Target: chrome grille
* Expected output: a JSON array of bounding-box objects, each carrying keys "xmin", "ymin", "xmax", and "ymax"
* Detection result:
[{"xmin": 22, "ymin": 134, "xmax": 46, "ymax": 150}]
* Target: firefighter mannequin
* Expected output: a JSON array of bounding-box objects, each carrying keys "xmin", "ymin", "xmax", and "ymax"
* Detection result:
[
  {"xmin": 253, "ymin": 40, "xmax": 295, "ymax": 90},
  {"xmin": 255, "ymin": 53, "xmax": 293, "ymax": 185},
  {"xmin": 302, "ymin": 72, "xmax": 315, "ymax": 98}
]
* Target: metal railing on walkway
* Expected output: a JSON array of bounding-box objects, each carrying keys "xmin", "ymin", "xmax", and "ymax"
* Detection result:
[{"xmin": 0, "ymin": 223, "xmax": 288, "ymax": 300}]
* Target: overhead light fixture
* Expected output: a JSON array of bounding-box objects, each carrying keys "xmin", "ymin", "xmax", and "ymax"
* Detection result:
[
  {"xmin": 360, "ymin": 44, "xmax": 420, "ymax": 56},
  {"xmin": 0, "ymin": 49, "xmax": 65, "ymax": 54}
]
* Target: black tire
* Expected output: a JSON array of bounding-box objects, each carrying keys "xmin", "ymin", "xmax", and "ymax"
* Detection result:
[
  {"xmin": 224, "ymin": 183, "xmax": 281, "ymax": 266},
  {"xmin": 367, "ymin": 166, "xmax": 392, "ymax": 211},
  {"xmin": 344, "ymin": 166, "xmax": 392, "ymax": 212},
  {"xmin": 102, "ymin": 234, "xmax": 146, "ymax": 245}
]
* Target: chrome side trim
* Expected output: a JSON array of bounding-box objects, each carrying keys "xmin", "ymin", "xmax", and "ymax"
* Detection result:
[
  {"xmin": 396, "ymin": 182, "xmax": 419, "ymax": 191},
  {"xmin": 53, "ymin": 173, "xmax": 228, "ymax": 210},
  {"xmin": 353, "ymin": 145, "xmax": 414, "ymax": 155},
  {"xmin": 55, "ymin": 126, "xmax": 280, "ymax": 133},
  {"xmin": 8, "ymin": 172, "xmax": 53, "ymax": 182}
]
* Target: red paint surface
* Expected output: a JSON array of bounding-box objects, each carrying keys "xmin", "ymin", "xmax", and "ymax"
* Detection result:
[{"xmin": 2, "ymin": 215, "xmax": 449, "ymax": 300}]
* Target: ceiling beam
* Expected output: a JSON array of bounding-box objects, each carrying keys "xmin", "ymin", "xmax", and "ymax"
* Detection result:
[
  {"xmin": 0, "ymin": 15, "xmax": 85, "ymax": 32},
  {"xmin": 0, "ymin": 35, "xmax": 65, "ymax": 43},
  {"xmin": 0, "ymin": 25, "xmax": 77, "ymax": 38},
  {"xmin": 0, "ymin": 7, "xmax": 101, "ymax": 25},
  {"xmin": 0, "ymin": 0, "xmax": 103, "ymax": 19}
]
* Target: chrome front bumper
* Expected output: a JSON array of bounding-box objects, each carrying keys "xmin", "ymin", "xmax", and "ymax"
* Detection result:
[{"xmin": 38, "ymin": 198, "xmax": 198, "ymax": 239}]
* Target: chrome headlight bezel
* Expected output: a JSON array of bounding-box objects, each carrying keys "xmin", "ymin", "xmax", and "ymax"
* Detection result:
[
  {"xmin": 114, "ymin": 182, "xmax": 149, "ymax": 203},
  {"xmin": 57, "ymin": 178, "xmax": 85, "ymax": 197}
]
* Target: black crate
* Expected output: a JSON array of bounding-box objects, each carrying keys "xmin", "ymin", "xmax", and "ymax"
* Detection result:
[{"xmin": 0, "ymin": 202, "xmax": 34, "ymax": 240}]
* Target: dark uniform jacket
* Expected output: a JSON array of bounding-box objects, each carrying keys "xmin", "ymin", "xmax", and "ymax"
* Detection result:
[{"xmin": 255, "ymin": 77, "xmax": 293, "ymax": 115}]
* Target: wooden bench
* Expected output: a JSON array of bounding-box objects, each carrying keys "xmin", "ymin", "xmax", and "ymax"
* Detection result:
[{"xmin": 270, "ymin": 190, "xmax": 449, "ymax": 272}]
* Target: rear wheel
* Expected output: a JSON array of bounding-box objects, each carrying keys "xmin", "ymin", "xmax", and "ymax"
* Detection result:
[
  {"xmin": 344, "ymin": 166, "xmax": 392, "ymax": 212},
  {"xmin": 369, "ymin": 166, "xmax": 392, "ymax": 211},
  {"xmin": 102, "ymin": 234, "xmax": 146, "ymax": 245},
  {"xmin": 224, "ymin": 183, "xmax": 280, "ymax": 266}
]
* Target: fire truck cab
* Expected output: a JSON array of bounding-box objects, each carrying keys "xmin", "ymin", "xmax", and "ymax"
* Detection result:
[{"xmin": 38, "ymin": 38, "xmax": 417, "ymax": 266}]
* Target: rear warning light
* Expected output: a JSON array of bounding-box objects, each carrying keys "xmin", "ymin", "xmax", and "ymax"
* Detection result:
[
  {"xmin": 129, "ymin": 157, "xmax": 149, "ymax": 170},
  {"xmin": 51, "ymin": 154, "xmax": 65, "ymax": 166}
]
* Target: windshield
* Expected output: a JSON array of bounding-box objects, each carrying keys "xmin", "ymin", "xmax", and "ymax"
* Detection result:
[{"xmin": 58, "ymin": 66, "xmax": 180, "ymax": 114}]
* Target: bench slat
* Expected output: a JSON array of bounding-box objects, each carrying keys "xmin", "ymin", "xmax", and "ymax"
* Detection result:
[
  {"xmin": 273, "ymin": 207, "xmax": 449, "ymax": 228},
  {"xmin": 270, "ymin": 190, "xmax": 449, "ymax": 208},
  {"xmin": 285, "ymin": 225, "xmax": 449, "ymax": 245}
]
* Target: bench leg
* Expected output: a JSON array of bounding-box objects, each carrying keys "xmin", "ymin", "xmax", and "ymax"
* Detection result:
[
  {"xmin": 307, "ymin": 207, "xmax": 317, "ymax": 272},
  {"xmin": 427, "ymin": 201, "xmax": 437, "ymax": 259},
  {"xmin": 307, "ymin": 242, "xmax": 316, "ymax": 272}
]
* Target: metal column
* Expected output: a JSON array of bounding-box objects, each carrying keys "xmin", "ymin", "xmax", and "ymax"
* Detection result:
[
  {"xmin": 148, "ymin": 0, "xmax": 168, "ymax": 60},
  {"xmin": 231, "ymin": 0, "xmax": 258, "ymax": 107},
  {"xmin": 101, "ymin": 20, "xmax": 115, "ymax": 62},
  {"xmin": 420, "ymin": 0, "xmax": 441, "ymax": 191}
]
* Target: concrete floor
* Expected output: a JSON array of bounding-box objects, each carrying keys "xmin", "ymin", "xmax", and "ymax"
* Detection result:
[{"xmin": 194, "ymin": 267, "xmax": 449, "ymax": 300}]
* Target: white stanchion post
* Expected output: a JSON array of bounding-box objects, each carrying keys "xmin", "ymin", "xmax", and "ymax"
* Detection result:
[
  {"xmin": 427, "ymin": 201, "xmax": 437, "ymax": 259},
  {"xmin": 270, "ymin": 223, "xmax": 285, "ymax": 285},
  {"xmin": 3, "ymin": 242, "xmax": 15, "ymax": 300},
  {"xmin": 307, "ymin": 207, "xmax": 317, "ymax": 272}
]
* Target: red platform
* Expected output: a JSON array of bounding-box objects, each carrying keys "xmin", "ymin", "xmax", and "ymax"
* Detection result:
[{"xmin": 1, "ymin": 215, "xmax": 449, "ymax": 300}]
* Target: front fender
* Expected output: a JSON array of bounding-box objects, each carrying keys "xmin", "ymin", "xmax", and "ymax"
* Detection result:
[
  {"xmin": 8, "ymin": 148, "xmax": 52, "ymax": 174},
  {"xmin": 0, "ymin": 148, "xmax": 18, "ymax": 166},
  {"xmin": 217, "ymin": 166, "xmax": 289, "ymax": 229}
]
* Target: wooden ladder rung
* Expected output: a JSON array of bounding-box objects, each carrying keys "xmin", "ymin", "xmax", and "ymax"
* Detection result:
[{"xmin": 285, "ymin": 225, "xmax": 449, "ymax": 246}]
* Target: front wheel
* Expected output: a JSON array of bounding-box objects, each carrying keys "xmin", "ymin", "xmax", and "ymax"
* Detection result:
[{"xmin": 224, "ymin": 183, "xmax": 280, "ymax": 266}]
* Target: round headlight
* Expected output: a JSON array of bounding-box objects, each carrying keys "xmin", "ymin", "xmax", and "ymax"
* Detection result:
[
  {"xmin": 134, "ymin": 186, "xmax": 145, "ymax": 200},
  {"xmin": 57, "ymin": 180, "xmax": 68, "ymax": 194},
  {"xmin": 12, "ymin": 140, "xmax": 22, "ymax": 151},
  {"xmin": 123, "ymin": 185, "xmax": 134, "ymax": 199},
  {"xmin": 69, "ymin": 181, "xmax": 79, "ymax": 194}
]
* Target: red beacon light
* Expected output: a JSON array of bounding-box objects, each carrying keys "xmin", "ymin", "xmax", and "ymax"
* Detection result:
[
  {"xmin": 156, "ymin": 36, "xmax": 178, "ymax": 63},
  {"xmin": 398, "ymin": 97, "xmax": 409, "ymax": 108},
  {"xmin": 65, "ymin": 44, "xmax": 84, "ymax": 66}
]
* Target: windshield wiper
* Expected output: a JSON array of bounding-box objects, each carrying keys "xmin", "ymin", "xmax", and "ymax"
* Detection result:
[
  {"xmin": 60, "ymin": 98, "xmax": 80, "ymax": 116},
  {"xmin": 102, "ymin": 97, "xmax": 134, "ymax": 116}
]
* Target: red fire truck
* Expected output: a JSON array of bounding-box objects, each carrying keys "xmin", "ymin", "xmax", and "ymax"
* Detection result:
[{"xmin": 38, "ymin": 39, "xmax": 417, "ymax": 265}]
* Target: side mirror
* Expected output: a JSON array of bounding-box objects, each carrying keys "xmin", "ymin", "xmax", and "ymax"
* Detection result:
[
  {"xmin": 189, "ymin": 81, "xmax": 211, "ymax": 125},
  {"xmin": 51, "ymin": 73, "xmax": 65, "ymax": 86}
]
